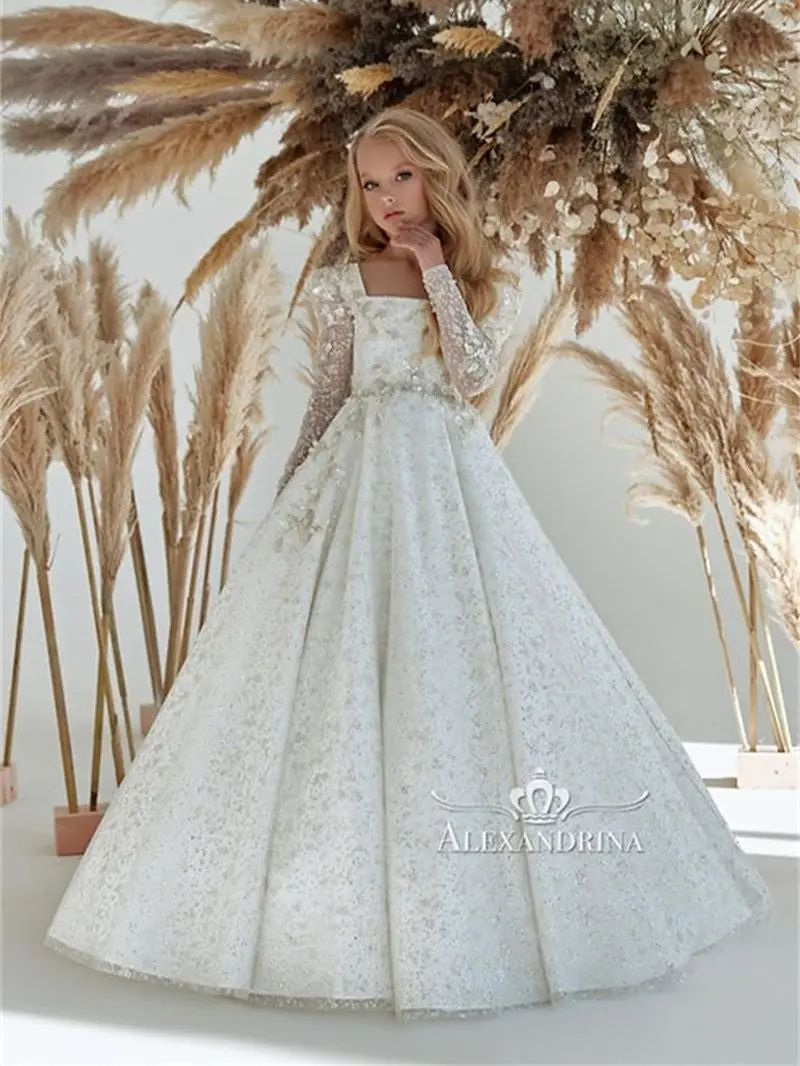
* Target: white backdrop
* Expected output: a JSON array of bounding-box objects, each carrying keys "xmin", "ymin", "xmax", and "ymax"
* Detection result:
[{"xmin": 2, "ymin": 0, "xmax": 797, "ymax": 807}]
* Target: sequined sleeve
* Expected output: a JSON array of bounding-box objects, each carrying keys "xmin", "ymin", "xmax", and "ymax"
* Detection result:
[
  {"xmin": 421, "ymin": 263, "xmax": 521, "ymax": 398},
  {"xmin": 275, "ymin": 267, "xmax": 354, "ymax": 498}
]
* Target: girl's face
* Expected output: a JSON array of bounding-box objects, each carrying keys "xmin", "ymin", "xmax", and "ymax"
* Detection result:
[{"xmin": 355, "ymin": 136, "xmax": 434, "ymax": 239}]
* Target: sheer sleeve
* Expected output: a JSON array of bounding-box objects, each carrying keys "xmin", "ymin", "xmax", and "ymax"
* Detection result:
[
  {"xmin": 421, "ymin": 263, "xmax": 522, "ymax": 398},
  {"xmin": 274, "ymin": 267, "xmax": 354, "ymax": 499}
]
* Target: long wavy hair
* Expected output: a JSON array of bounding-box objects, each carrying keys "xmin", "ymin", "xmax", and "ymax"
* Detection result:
[{"xmin": 343, "ymin": 107, "xmax": 518, "ymax": 393}]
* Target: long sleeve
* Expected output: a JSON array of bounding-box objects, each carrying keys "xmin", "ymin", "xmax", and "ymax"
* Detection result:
[
  {"xmin": 421, "ymin": 263, "xmax": 522, "ymax": 398},
  {"xmin": 274, "ymin": 267, "xmax": 354, "ymax": 499}
]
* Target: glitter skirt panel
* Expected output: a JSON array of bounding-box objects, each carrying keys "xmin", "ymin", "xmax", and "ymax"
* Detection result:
[{"xmin": 44, "ymin": 387, "xmax": 773, "ymax": 1018}]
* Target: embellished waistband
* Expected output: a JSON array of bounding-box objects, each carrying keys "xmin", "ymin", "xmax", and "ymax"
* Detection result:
[
  {"xmin": 271, "ymin": 377, "xmax": 483, "ymax": 552},
  {"xmin": 350, "ymin": 379, "xmax": 467, "ymax": 407}
]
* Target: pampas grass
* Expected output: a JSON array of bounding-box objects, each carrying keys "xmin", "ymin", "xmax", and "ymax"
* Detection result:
[
  {"xmin": 720, "ymin": 10, "xmax": 795, "ymax": 67},
  {"xmin": 556, "ymin": 284, "xmax": 796, "ymax": 752},
  {"xmin": 163, "ymin": 236, "xmax": 284, "ymax": 692},
  {"xmin": 490, "ymin": 278, "xmax": 574, "ymax": 448},
  {"xmin": 336, "ymin": 64, "xmax": 396, "ymax": 97},
  {"xmin": 0, "ymin": 238, "xmax": 54, "ymax": 444},
  {"xmin": 27, "ymin": 248, "xmax": 137, "ymax": 773},
  {"xmin": 733, "ymin": 286, "xmax": 783, "ymax": 742},
  {"xmin": 88, "ymin": 254, "xmax": 165, "ymax": 715},
  {"xmin": 89, "ymin": 287, "xmax": 169, "ymax": 798},
  {"xmin": 2, "ymin": 216, "xmax": 289, "ymax": 796},
  {"xmin": 1, "ymin": 400, "xmax": 52, "ymax": 585},
  {"xmin": 146, "ymin": 322, "xmax": 180, "ymax": 620},
  {"xmin": 219, "ymin": 423, "xmax": 267, "ymax": 591},
  {"xmin": 176, "ymin": 209, "xmax": 262, "ymax": 311},
  {"xmin": 0, "ymin": 400, "xmax": 80, "ymax": 810},
  {"xmin": 724, "ymin": 410, "xmax": 795, "ymax": 750},
  {"xmin": 40, "ymin": 96, "xmax": 275, "ymax": 240},
  {"xmin": 181, "ymin": 0, "xmax": 358, "ymax": 65},
  {"xmin": 633, "ymin": 287, "xmax": 791, "ymax": 749},
  {"xmin": 4, "ymin": 86, "xmax": 272, "ymax": 158},
  {"xmin": 0, "ymin": 8, "xmax": 213, "ymax": 50},
  {"xmin": 779, "ymin": 300, "xmax": 800, "ymax": 486},
  {"xmin": 0, "ymin": 44, "xmax": 252, "ymax": 111},
  {"xmin": 95, "ymin": 293, "xmax": 168, "ymax": 592},
  {"xmin": 4, "ymin": 214, "xmax": 173, "ymax": 800},
  {"xmin": 35, "ymin": 258, "xmax": 102, "ymax": 480},
  {"xmin": 114, "ymin": 69, "xmax": 265, "ymax": 97},
  {"xmin": 736, "ymin": 286, "xmax": 781, "ymax": 439},
  {"xmin": 737, "ymin": 488, "xmax": 800, "ymax": 645},
  {"xmin": 0, "ymin": 222, "xmax": 63, "ymax": 794},
  {"xmin": 178, "ymin": 147, "xmax": 327, "ymax": 309},
  {"xmin": 573, "ymin": 220, "xmax": 622, "ymax": 334},
  {"xmin": 555, "ymin": 327, "xmax": 751, "ymax": 744},
  {"xmin": 508, "ymin": 0, "xmax": 572, "ymax": 61},
  {"xmin": 431, "ymin": 27, "xmax": 505, "ymax": 57},
  {"xmin": 3, "ymin": 1, "xmax": 797, "ymax": 318},
  {"xmin": 89, "ymin": 237, "xmax": 128, "ymax": 349}
]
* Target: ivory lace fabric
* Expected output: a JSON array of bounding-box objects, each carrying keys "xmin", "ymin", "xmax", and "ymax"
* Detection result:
[
  {"xmin": 44, "ymin": 261, "xmax": 772, "ymax": 1021},
  {"xmin": 275, "ymin": 260, "xmax": 519, "ymax": 496}
]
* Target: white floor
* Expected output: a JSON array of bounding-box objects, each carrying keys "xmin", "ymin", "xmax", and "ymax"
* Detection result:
[{"xmin": 2, "ymin": 741, "xmax": 798, "ymax": 1066}]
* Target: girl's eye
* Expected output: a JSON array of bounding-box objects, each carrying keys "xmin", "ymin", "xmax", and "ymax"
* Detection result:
[{"xmin": 363, "ymin": 170, "xmax": 412, "ymax": 190}]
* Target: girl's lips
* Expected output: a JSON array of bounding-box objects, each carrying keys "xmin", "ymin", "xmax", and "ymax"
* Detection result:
[{"xmin": 384, "ymin": 211, "xmax": 403, "ymax": 218}]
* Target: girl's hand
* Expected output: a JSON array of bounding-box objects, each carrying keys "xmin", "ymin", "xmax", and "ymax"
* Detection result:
[{"xmin": 389, "ymin": 223, "xmax": 445, "ymax": 271}]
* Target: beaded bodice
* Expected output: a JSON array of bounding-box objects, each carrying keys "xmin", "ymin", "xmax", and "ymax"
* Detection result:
[
  {"xmin": 341, "ymin": 263, "xmax": 458, "ymax": 398},
  {"xmin": 275, "ymin": 260, "xmax": 522, "ymax": 497}
]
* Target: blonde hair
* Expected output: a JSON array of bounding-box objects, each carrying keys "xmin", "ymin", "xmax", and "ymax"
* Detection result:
[{"xmin": 343, "ymin": 107, "xmax": 517, "ymax": 384}]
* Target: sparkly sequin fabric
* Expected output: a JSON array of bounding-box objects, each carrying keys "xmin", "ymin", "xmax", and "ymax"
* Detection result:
[{"xmin": 44, "ymin": 261, "xmax": 772, "ymax": 1021}]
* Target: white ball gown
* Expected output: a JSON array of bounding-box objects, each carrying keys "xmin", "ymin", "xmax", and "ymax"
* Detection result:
[{"xmin": 44, "ymin": 259, "xmax": 773, "ymax": 1020}]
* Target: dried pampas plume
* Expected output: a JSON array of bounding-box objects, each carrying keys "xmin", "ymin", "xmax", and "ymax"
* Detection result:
[
  {"xmin": 573, "ymin": 221, "xmax": 622, "ymax": 334},
  {"xmin": 721, "ymin": 11, "xmax": 795, "ymax": 68},
  {"xmin": 737, "ymin": 489, "xmax": 800, "ymax": 645},
  {"xmin": 432, "ymin": 27, "xmax": 505, "ymax": 57},
  {"xmin": 95, "ymin": 299, "xmax": 167, "ymax": 588},
  {"xmin": 181, "ymin": 0, "xmax": 358, "ymax": 64},
  {"xmin": 557, "ymin": 283, "xmax": 796, "ymax": 753},
  {"xmin": 778, "ymin": 300, "xmax": 800, "ymax": 485},
  {"xmin": 0, "ymin": 223, "xmax": 56, "ymax": 443},
  {"xmin": 1, "ymin": 0, "xmax": 796, "ymax": 321},
  {"xmin": 163, "ymin": 236, "xmax": 285, "ymax": 692},
  {"xmin": 508, "ymin": 0, "xmax": 572, "ymax": 60},
  {"xmin": 0, "ymin": 235, "xmax": 81, "ymax": 810},
  {"xmin": 736, "ymin": 286, "xmax": 781, "ymax": 440},
  {"xmin": 491, "ymin": 279, "xmax": 573, "ymax": 448},
  {"xmin": 40, "ymin": 97, "xmax": 275, "ymax": 241},
  {"xmin": 336, "ymin": 64, "xmax": 396, "ymax": 97},
  {"xmin": 0, "ymin": 7, "xmax": 212, "ymax": 49}
]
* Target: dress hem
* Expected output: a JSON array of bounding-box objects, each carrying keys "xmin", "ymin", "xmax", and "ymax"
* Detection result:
[{"xmin": 43, "ymin": 899, "xmax": 772, "ymax": 1022}]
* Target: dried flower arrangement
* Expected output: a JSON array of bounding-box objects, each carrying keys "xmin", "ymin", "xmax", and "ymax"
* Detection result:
[
  {"xmin": 0, "ymin": 211, "xmax": 285, "ymax": 845},
  {"xmin": 556, "ymin": 286, "xmax": 799, "ymax": 786},
  {"xmin": 1, "ymin": 1, "xmax": 798, "ymax": 326}
]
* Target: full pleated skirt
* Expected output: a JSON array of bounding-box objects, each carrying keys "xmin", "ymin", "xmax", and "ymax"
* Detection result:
[{"xmin": 44, "ymin": 389, "xmax": 773, "ymax": 1019}]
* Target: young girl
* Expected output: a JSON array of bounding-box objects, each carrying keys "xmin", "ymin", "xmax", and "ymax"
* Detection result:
[{"xmin": 44, "ymin": 107, "xmax": 772, "ymax": 1021}]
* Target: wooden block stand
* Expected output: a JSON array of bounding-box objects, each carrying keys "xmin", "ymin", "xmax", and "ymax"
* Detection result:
[{"xmin": 737, "ymin": 746, "xmax": 799, "ymax": 790}]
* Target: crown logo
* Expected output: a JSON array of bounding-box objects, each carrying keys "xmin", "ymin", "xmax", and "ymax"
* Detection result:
[
  {"xmin": 431, "ymin": 767, "xmax": 649, "ymax": 824},
  {"xmin": 508, "ymin": 768, "xmax": 570, "ymax": 824}
]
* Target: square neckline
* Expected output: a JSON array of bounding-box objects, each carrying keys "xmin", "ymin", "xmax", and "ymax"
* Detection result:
[{"xmin": 352, "ymin": 262, "xmax": 427, "ymax": 303}]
